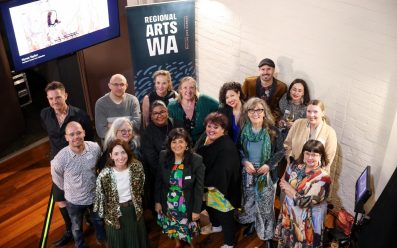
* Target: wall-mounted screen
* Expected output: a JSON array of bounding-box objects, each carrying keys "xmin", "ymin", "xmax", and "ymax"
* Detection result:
[
  {"xmin": 0, "ymin": 0, "xmax": 120, "ymax": 72},
  {"xmin": 355, "ymin": 165, "xmax": 371, "ymax": 213}
]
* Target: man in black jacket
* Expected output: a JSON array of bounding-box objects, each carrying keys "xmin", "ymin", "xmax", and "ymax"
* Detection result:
[{"xmin": 41, "ymin": 81, "xmax": 93, "ymax": 246}]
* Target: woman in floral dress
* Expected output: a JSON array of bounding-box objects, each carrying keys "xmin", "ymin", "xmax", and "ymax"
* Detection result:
[
  {"xmin": 155, "ymin": 128, "xmax": 205, "ymax": 247},
  {"xmin": 275, "ymin": 139, "xmax": 331, "ymax": 248}
]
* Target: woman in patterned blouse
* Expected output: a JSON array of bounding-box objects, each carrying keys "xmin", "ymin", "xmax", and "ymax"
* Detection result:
[
  {"xmin": 155, "ymin": 128, "xmax": 205, "ymax": 247},
  {"xmin": 94, "ymin": 139, "xmax": 148, "ymax": 248},
  {"xmin": 275, "ymin": 139, "xmax": 331, "ymax": 248}
]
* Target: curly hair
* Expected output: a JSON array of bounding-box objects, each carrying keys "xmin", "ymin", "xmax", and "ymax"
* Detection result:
[{"xmin": 218, "ymin": 81, "xmax": 245, "ymax": 106}]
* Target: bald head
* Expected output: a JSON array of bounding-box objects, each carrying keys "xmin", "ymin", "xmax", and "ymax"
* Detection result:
[
  {"xmin": 108, "ymin": 74, "xmax": 128, "ymax": 99},
  {"xmin": 65, "ymin": 121, "xmax": 83, "ymax": 133},
  {"xmin": 65, "ymin": 122, "xmax": 85, "ymax": 150}
]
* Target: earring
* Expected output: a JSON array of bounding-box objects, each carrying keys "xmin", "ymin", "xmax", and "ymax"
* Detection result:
[{"xmin": 185, "ymin": 147, "xmax": 189, "ymax": 151}]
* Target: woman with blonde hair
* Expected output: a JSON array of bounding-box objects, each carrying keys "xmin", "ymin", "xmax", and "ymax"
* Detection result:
[
  {"xmin": 168, "ymin": 76, "xmax": 219, "ymax": 143},
  {"xmin": 284, "ymin": 99, "xmax": 337, "ymax": 173},
  {"xmin": 141, "ymin": 70, "xmax": 178, "ymax": 128}
]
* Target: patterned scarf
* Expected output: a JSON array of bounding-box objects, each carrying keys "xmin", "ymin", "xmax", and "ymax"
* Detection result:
[
  {"xmin": 241, "ymin": 122, "xmax": 271, "ymax": 165},
  {"xmin": 240, "ymin": 122, "xmax": 272, "ymax": 193}
]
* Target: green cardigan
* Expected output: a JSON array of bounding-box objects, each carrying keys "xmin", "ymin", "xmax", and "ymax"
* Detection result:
[{"xmin": 168, "ymin": 94, "xmax": 219, "ymax": 143}]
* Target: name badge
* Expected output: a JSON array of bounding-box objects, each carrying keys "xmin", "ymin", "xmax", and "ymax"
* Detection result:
[
  {"xmin": 86, "ymin": 154, "xmax": 93, "ymax": 160},
  {"xmin": 185, "ymin": 176, "xmax": 191, "ymax": 180}
]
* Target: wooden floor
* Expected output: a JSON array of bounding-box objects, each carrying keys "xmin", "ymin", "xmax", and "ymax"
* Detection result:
[{"xmin": 0, "ymin": 139, "xmax": 270, "ymax": 248}]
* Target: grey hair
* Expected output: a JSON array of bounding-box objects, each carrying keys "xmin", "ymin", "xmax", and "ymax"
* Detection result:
[{"xmin": 103, "ymin": 117, "xmax": 133, "ymax": 150}]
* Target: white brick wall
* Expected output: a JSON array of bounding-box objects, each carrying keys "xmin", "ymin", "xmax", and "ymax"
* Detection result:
[{"xmin": 196, "ymin": 0, "xmax": 397, "ymax": 213}]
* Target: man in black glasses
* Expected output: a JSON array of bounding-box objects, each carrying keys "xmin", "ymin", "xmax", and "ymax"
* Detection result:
[{"xmin": 95, "ymin": 74, "xmax": 141, "ymax": 140}]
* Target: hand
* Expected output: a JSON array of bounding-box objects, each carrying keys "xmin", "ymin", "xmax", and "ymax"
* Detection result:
[
  {"xmin": 257, "ymin": 164, "xmax": 270, "ymax": 175},
  {"xmin": 244, "ymin": 161, "xmax": 256, "ymax": 175},
  {"xmin": 278, "ymin": 119, "xmax": 287, "ymax": 128},
  {"xmin": 192, "ymin": 212, "xmax": 200, "ymax": 221},
  {"xmin": 279, "ymin": 178, "xmax": 296, "ymax": 198},
  {"xmin": 155, "ymin": 203, "xmax": 162, "ymax": 214}
]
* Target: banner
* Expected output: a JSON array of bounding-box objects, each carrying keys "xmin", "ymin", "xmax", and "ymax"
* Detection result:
[{"xmin": 126, "ymin": 1, "xmax": 195, "ymax": 101}]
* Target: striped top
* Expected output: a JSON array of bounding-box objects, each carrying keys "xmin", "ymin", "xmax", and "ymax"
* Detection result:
[{"xmin": 51, "ymin": 141, "xmax": 101, "ymax": 205}]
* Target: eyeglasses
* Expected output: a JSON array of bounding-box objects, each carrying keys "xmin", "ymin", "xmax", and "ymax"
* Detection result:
[
  {"xmin": 118, "ymin": 129, "xmax": 132, "ymax": 135},
  {"xmin": 110, "ymin": 83, "xmax": 127, "ymax": 87},
  {"xmin": 152, "ymin": 110, "xmax": 167, "ymax": 117},
  {"xmin": 303, "ymin": 151, "xmax": 320, "ymax": 158},
  {"xmin": 248, "ymin": 108, "xmax": 264, "ymax": 115},
  {"xmin": 66, "ymin": 131, "xmax": 83, "ymax": 137}
]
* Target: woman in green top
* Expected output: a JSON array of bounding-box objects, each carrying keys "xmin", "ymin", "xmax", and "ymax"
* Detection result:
[{"xmin": 167, "ymin": 76, "xmax": 219, "ymax": 143}]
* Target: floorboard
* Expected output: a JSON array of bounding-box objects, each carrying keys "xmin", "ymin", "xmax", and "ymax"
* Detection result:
[{"xmin": 0, "ymin": 140, "xmax": 333, "ymax": 248}]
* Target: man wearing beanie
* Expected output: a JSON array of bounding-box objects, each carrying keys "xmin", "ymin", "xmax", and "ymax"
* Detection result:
[{"xmin": 242, "ymin": 58, "xmax": 287, "ymax": 119}]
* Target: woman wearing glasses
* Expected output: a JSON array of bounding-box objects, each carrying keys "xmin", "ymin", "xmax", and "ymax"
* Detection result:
[
  {"xmin": 141, "ymin": 100, "xmax": 182, "ymax": 213},
  {"xmin": 97, "ymin": 117, "xmax": 141, "ymax": 172},
  {"xmin": 141, "ymin": 70, "xmax": 178, "ymax": 128},
  {"xmin": 238, "ymin": 97, "xmax": 284, "ymax": 248},
  {"xmin": 275, "ymin": 140, "xmax": 331, "ymax": 248}
]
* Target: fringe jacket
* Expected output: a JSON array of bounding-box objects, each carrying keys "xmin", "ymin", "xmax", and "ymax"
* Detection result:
[{"xmin": 94, "ymin": 159, "xmax": 145, "ymax": 229}]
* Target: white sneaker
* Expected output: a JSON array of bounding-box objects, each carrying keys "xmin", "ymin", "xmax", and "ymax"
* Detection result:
[
  {"xmin": 200, "ymin": 224, "xmax": 222, "ymax": 235},
  {"xmin": 220, "ymin": 245, "xmax": 234, "ymax": 248}
]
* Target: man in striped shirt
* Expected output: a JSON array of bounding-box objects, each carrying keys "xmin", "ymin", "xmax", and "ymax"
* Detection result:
[{"xmin": 51, "ymin": 122, "xmax": 106, "ymax": 247}]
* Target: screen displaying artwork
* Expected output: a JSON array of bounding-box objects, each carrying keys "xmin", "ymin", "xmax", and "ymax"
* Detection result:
[{"xmin": 1, "ymin": 0, "xmax": 120, "ymax": 71}]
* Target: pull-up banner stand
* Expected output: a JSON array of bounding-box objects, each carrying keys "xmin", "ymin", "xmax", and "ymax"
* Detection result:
[{"xmin": 126, "ymin": 0, "xmax": 195, "ymax": 101}]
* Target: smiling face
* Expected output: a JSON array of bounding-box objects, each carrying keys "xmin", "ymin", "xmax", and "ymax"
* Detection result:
[
  {"xmin": 206, "ymin": 122, "xmax": 225, "ymax": 143},
  {"xmin": 289, "ymin": 83, "xmax": 304, "ymax": 103},
  {"xmin": 47, "ymin": 89, "xmax": 68, "ymax": 112},
  {"xmin": 116, "ymin": 122, "xmax": 133, "ymax": 143},
  {"xmin": 306, "ymin": 104, "xmax": 324, "ymax": 127},
  {"xmin": 303, "ymin": 151, "xmax": 321, "ymax": 168},
  {"xmin": 65, "ymin": 122, "xmax": 85, "ymax": 150},
  {"xmin": 259, "ymin": 65, "xmax": 275, "ymax": 82},
  {"xmin": 225, "ymin": 89, "xmax": 240, "ymax": 109},
  {"xmin": 110, "ymin": 145, "xmax": 128, "ymax": 169},
  {"xmin": 151, "ymin": 105, "xmax": 168, "ymax": 127},
  {"xmin": 170, "ymin": 137, "xmax": 188, "ymax": 158},
  {"xmin": 179, "ymin": 79, "xmax": 196, "ymax": 101},
  {"xmin": 248, "ymin": 103, "xmax": 265, "ymax": 127},
  {"xmin": 154, "ymin": 75, "xmax": 169, "ymax": 96}
]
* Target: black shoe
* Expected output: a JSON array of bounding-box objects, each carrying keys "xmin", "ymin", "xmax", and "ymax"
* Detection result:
[
  {"xmin": 243, "ymin": 223, "xmax": 255, "ymax": 237},
  {"xmin": 53, "ymin": 231, "xmax": 73, "ymax": 247},
  {"xmin": 266, "ymin": 239, "xmax": 274, "ymax": 248}
]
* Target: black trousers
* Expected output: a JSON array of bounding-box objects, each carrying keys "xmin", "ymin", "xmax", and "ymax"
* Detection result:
[{"xmin": 206, "ymin": 207, "xmax": 236, "ymax": 246}]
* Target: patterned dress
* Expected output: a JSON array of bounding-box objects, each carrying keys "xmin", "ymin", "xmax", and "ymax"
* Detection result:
[
  {"xmin": 157, "ymin": 163, "xmax": 199, "ymax": 243},
  {"xmin": 275, "ymin": 163, "xmax": 331, "ymax": 248}
]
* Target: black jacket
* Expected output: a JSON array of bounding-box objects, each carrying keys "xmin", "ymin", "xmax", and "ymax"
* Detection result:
[
  {"xmin": 195, "ymin": 135, "xmax": 242, "ymax": 208},
  {"xmin": 141, "ymin": 118, "xmax": 182, "ymax": 176},
  {"xmin": 40, "ymin": 105, "xmax": 93, "ymax": 159},
  {"xmin": 154, "ymin": 150, "xmax": 205, "ymax": 218}
]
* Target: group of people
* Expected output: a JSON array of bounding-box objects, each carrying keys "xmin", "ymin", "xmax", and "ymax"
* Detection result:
[{"xmin": 41, "ymin": 57, "xmax": 337, "ymax": 248}]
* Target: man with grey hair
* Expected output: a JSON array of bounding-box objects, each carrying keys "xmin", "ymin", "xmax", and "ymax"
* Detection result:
[
  {"xmin": 95, "ymin": 74, "xmax": 141, "ymax": 139},
  {"xmin": 51, "ymin": 122, "xmax": 106, "ymax": 247}
]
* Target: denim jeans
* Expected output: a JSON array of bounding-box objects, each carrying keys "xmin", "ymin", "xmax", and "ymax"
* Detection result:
[{"xmin": 66, "ymin": 202, "xmax": 106, "ymax": 248}]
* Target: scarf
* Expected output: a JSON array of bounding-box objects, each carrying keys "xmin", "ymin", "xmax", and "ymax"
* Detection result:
[{"xmin": 240, "ymin": 122, "xmax": 272, "ymax": 192}]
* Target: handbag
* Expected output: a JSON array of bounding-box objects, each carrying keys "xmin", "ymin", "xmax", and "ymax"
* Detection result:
[
  {"xmin": 335, "ymin": 208, "xmax": 354, "ymax": 236},
  {"xmin": 205, "ymin": 187, "xmax": 234, "ymax": 212}
]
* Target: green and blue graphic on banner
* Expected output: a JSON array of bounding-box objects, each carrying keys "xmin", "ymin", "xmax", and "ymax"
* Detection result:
[{"xmin": 126, "ymin": 1, "xmax": 195, "ymax": 101}]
